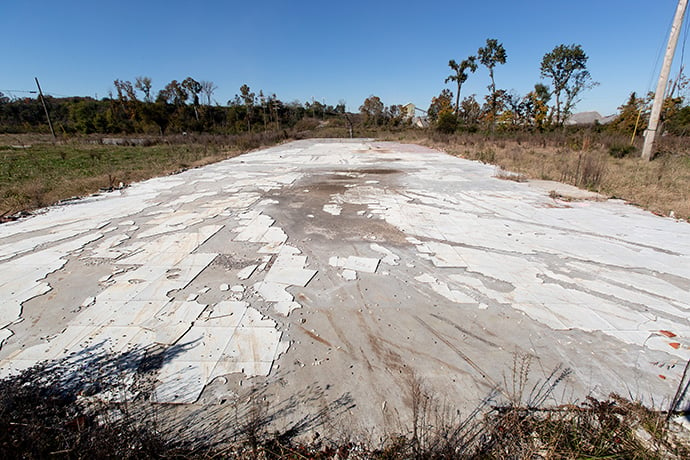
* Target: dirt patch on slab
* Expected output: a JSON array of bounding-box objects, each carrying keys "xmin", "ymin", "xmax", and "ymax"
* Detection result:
[
  {"xmin": 357, "ymin": 168, "xmax": 402, "ymax": 175},
  {"xmin": 304, "ymin": 181, "xmax": 349, "ymax": 194},
  {"xmin": 272, "ymin": 168, "xmax": 409, "ymax": 246}
]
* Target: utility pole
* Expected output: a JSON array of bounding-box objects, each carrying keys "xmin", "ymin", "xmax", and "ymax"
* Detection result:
[
  {"xmin": 641, "ymin": 0, "xmax": 688, "ymax": 161},
  {"xmin": 34, "ymin": 77, "xmax": 56, "ymax": 140}
]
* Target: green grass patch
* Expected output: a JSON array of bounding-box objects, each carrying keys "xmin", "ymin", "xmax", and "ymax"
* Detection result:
[{"xmin": 0, "ymin": 132, "xmax": 288, "ymax": 218}]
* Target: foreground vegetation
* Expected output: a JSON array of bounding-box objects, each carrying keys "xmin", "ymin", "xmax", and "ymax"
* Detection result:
[{"xmin": 2, "ymin": 351, "xmax": 689, "ymax": 459}]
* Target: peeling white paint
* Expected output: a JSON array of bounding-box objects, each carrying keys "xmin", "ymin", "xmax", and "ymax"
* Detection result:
[
  {"xmin": 0, "ymin": 329, "xmax": 12, "ymax": 349},
  {"xmin": 274, "ymin": 301, "xmax": 302, "ymax": 316},
  {"xmin": 254, "ymin": 281, "xmax": 294, "ymax": 302},
  {"xmin": 342, "ymin": 269, "xmax": 357, "ymax": 281},
  {"xmin": 336, "ymin": 159, "xmax": 690, "ymax": 361},
  {"xmin": 154, "ymin": 305, "xmax": 288, "ymax": 403},
  {"xmin": 237, "ymin": 264, "xmax": 258, "ymax": 280},
  {"xmin": 0, "ymin": 233, "xmax": 104, "ymax": 331},
  {"xmin": 370, "ymin": 243, "xmax": 400, "ymax": 266},
  {"xmin": 2, "ymin": 138, "xmax": 690, "ymax": 412},
  {"xmin": 329, "ymin": 255, "xmax": 379, "ymax": 273},
  {"xmin": 323, "ymin": 204, "xmax": 342, "ymax": 216}
]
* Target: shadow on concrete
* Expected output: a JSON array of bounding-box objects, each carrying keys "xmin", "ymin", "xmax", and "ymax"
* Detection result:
[{"xmin": 0, "ymin": 342, "xmax": 355, "ymax": 457}]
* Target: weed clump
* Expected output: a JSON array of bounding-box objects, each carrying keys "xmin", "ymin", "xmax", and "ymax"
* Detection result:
[{"xmin": 609, "ymin": 144, "xmax": 637, "ymax": 158}]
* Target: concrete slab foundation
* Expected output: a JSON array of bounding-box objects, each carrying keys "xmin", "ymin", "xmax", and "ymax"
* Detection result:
[{"xmin": 1, "ymin": 139, "xmax": 689, "ymax": 437}]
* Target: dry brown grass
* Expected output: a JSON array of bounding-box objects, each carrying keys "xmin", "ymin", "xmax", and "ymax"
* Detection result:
[{"xmin": 395, "ymin": 131, "xmax": 690, "ymax": 221}]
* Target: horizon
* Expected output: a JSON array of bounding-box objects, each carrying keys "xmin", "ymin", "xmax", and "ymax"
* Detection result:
[{"xmin": 1, "ymin": 1, "xmax": 688, "ymax": 116}]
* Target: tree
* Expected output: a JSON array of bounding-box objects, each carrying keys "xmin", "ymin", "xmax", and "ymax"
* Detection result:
[
  {"xmin": 385, "ymin": 104, "xmax": 409, "ymax": 127},
  {"xmin": 540, "ymin": 44, "xmax": 596, "ymax": 125},
  {"xmin": 501, "ymin": 90, "xmax": 527, "ymax": 127},
  {"xmin": 182, "ymin": 77, "xmax": 202, "ymax": 120},
  {"xmin": 113, "ymin": 79, "xmax": 137, "ymax": 103},
  {"xmin": 199, "ymin": 80, "xmax": 218, "ymax": 106},
  {"xmin": 523, "ymin": 83, "xmax": 552, "ymax": 130},
  {"xmin": 666, "ymin": 105, "xmax": 690, "ymax": 135},
  {"xmin": 609, "ymin": 92, "xmax": 648, "ymax": 135},
  {"xmin": 158, "ymin": 80, "xmax": 188, "ymax": 106},
  {"xmin": 459, "ymin": 94, "xmax": 481, "ymax": 125},
  {"xmin": 477, "ymin": 38, "xmax": 507, "ymax": 126},
  {"xmin": 360, "ymin": 95, "xmax": 384, "ymax": 125},
  {"xmin": 427, "ymin": 89, "xmax": 454, "ymax": 122},
  {"xmin": 481, "ymin": 89, "xmax": 507, "ymax": 126},
  {"xmin": 112, "ymin": 80, "xmax": 138, "ymax": 126},
  {"xmin": 239, "ymin": 84, "xmax": 255, "ymax": 131},
  {"xmin": 135, "ymin": 76, "xmax": 152, "ymax": 102},
  {"xmin": 142, "ymin": 100, "xmax": 173, "ymax": 135},
  {"xmin": 445, "ymin": 57, "xmax": 477, "ymax": 114}
]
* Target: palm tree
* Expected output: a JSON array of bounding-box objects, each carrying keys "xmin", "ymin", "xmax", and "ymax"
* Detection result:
[{"xmin": 445, "ymin": 56, "xmax": 478, "ymax": 115}]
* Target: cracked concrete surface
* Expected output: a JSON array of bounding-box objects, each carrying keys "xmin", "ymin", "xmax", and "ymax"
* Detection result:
[{"xmin": 1, "ymin": 139, "xmax": 689, "ymax": 434}]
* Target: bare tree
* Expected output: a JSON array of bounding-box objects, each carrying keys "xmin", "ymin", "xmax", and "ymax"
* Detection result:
[
  {"xmin": 135, "ymin": 76, "xmax": 152, "ymax": 102},
  {"xmin": 199, "ymin": 80, "xmax": 218, "ymax": 106}
]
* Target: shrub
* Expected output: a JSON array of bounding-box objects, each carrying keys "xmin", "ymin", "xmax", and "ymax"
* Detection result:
[
  {"xmin": 293, "ymin": 117, "xmax": 321, "ymax": 132},
  {"xmin": 609, "ymin": 144, "xmax": 637, "ymax": 158},
  {"xmin": 436, "ymin": 111, "xmax": 458, "ymax": 134}
]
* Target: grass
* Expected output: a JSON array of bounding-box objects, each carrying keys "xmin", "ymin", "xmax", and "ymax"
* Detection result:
[
  {"xmin": 3, "ymin": 128, "xmax": 689, "ymax": 222},
  {"xmin": 0, "ymin": 131, "xmax": 288, "ymax": 219},
  {"xmin": 2, "ymin": 350, "xmax": 689, "ymax": 459},
  {"xmin": 385, "ymin": 130, "xmax": 690, "ymax": 221}
]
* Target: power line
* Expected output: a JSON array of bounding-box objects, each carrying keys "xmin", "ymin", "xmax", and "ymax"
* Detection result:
[
  {"xmin": 647, "ymin": 12, "xmax": 675, "ymax": 94},
  {"xmin": 680, "ymin": 5, "xmax": 690, "ymax": 67},
  {"xmin": 0, "ymin": 89, "xmax": 37, "ymax": 94}
]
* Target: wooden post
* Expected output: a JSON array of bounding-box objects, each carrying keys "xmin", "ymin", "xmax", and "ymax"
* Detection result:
[
  {"xmin": 641, "ymin": 0, "xmax": 688, "ymax": 161},
  {"xmin": 35, "ymin": 77, "xmax": 56, "ymax": 139}
]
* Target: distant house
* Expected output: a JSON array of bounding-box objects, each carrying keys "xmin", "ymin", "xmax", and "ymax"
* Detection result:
[
  {"xmin": 403, "ymin": 103, "xmax": 416, "ymax": 120},
  {"xmin": 565, "ymin": 111, "xmax": 616, "ymax": 126},
  {"xmin": 403, "ymin": 102, "xmax": 429, "ymax": 128},
  {"xmin": 412, "ymin": 116, "xmax": 429, "ymax": 128}
]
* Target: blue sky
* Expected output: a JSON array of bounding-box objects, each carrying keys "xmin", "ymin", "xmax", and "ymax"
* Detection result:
[{"xmin": 1, "ymin": 0, "xmax": 688, "ymax": 115}]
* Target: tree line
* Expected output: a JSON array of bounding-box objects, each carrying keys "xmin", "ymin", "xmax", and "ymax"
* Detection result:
[
  {"xmin": 426, "ymin": 40, "xmax": 598, "ymax": 133},
  {"xmin": 0, "ymin": 77, "xmax": 345, "ymax": 135},
  {"xmin": 424, "ymin": 39, "xmax": 690, "ymax": 136},
  {"xmin": 2, "ymin": 46, "xmax": 689, "ymax": 137}
]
